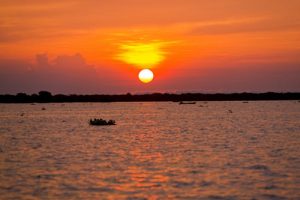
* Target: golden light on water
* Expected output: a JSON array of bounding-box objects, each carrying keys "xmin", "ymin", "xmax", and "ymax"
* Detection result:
[
  {"xmin": 138, "ymin": 69, "xmax": 154, "ymax": 83},
  {"xmin": 116, "ymin": 42, "xmax": 166, "ymax": 67}
]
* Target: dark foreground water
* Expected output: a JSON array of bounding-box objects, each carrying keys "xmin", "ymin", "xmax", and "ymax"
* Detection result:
[{"xmin": 0, "ymin": 101, "xmax": 299, "ymax": 200}]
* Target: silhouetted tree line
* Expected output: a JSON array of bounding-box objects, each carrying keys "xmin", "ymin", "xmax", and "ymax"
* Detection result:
[{"xmin": 0, "ymin": 91, "xmax": 299, "ymax": 103}]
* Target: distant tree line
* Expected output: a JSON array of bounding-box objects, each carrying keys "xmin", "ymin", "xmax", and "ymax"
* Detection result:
[{"xmin": 0, "ymin": 91, "xmax": 299, "ymax": 103}]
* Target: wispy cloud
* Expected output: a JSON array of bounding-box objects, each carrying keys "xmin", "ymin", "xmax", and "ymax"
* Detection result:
[
  {"xmin": 1, "ymin": 0, "xmax": 299, "ymax": 43},
  {"xmin": 188, "ymin": 17, "xmax": 300, "ymax": 35}
]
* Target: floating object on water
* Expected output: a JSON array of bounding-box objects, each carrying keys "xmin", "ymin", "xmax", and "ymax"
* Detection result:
[
  {"xmin": 179, "ymin": 101, "xmax": 196, "ymax": 105},
  {"xmin": 243, "ymin": 101, "xmax": 249, "ymax": 103},
  {"xmin": 228, "ymin": 110, "xmax": 233, "ymax": 113},
  {"xmin": 32, "ymin": 143, "xmax": 42, "ymax": 149},
  {"xmin": 89, "ymin": 118, "xmax": 116, "ymax": 126},
  {"xmin": 20, "ymin": 113, "xmax": 25, "ymax": 116},
  {"xmin": 41, "ymin": 107, "xmax": 46, "ymax": 110}
]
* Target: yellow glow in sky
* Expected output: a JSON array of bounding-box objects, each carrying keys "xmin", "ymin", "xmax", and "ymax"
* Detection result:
[{"xmin": 115, "ymin": 42, "xmax": 167, "ymax": 68}]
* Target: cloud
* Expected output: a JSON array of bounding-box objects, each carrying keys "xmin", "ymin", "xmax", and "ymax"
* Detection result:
[
  {"xmin": 1, "ymin": 0, "xmax": 300, "ymax": 43},
  {"xmin": 0, "ymin": 52, "xmax": 299, "ymax": 94},
  {"xmin": 0, "ymin": 54, "xmax": 125, "ymax": 94},
  {"xmin": 188, "ymin": 17, "xmax": 300, "ymax": 35}
]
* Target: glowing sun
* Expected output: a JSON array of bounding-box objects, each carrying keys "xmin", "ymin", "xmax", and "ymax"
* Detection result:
[{"xmin": 138, "ymin": 69, "xmax": 154, "ymax": 83}]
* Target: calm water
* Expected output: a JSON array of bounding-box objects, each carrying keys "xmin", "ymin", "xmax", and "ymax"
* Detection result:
[{"xmin": 0, "ymin": 101, "xmax": 299, "ymax": 200}]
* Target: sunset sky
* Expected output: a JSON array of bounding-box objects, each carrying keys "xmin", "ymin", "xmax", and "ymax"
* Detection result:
[{"xmin": 0, "ymin": 0, "xmax": 299, "ymax": 94}]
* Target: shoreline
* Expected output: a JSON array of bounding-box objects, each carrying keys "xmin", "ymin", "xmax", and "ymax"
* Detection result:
[{"xmin": 1, "ymin": 92, "xmax": 299, "ymax": 103}]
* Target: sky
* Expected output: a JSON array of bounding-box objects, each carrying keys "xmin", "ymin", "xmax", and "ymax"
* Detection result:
[{"xmin": 0, "ymin": 0, "xmax": 299, "ymax": 94}]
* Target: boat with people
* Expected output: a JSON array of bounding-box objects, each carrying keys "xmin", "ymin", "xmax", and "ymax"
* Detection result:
[{"xmin": 89, "ymin": 118, "xmax": 116, "ymax": 126}]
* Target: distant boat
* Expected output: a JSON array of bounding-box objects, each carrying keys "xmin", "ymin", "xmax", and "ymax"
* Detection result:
[
  {"xmin": 89, "ymin": 118, "xmax": 116, "ymax": 126},
  {"xmin": 179, "ymin": 101, "xmax": 196, "ymax": 105}
]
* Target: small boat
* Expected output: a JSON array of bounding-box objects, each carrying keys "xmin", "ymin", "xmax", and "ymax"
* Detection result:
[
  {"xmin": 179, "ymin": 101, "xmax": 196, "ymax": 105},
  {"xmin": 89, "ymin": 118, "xmax": 116, "ymax": 126}
]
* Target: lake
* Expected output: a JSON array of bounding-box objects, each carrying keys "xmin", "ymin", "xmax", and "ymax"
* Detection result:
[{"xmin": 0, "ymin": 101, "xmax": 299, "ymax": 199}]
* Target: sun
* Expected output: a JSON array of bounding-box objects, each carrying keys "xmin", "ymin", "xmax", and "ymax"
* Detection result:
[{"xmin": 138, "ymin": 69, "xmax": 154, "ymax": 83}]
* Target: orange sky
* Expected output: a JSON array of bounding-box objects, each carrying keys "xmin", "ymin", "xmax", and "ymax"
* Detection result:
[{"xmin": 0, "ymin": 0, "xmax": 299, "ymax": 94}]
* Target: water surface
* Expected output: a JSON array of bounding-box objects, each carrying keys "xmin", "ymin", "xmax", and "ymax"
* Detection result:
[{"xmin": 0, "ymin": 101, "xmax": 299, "ymax": 199}]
